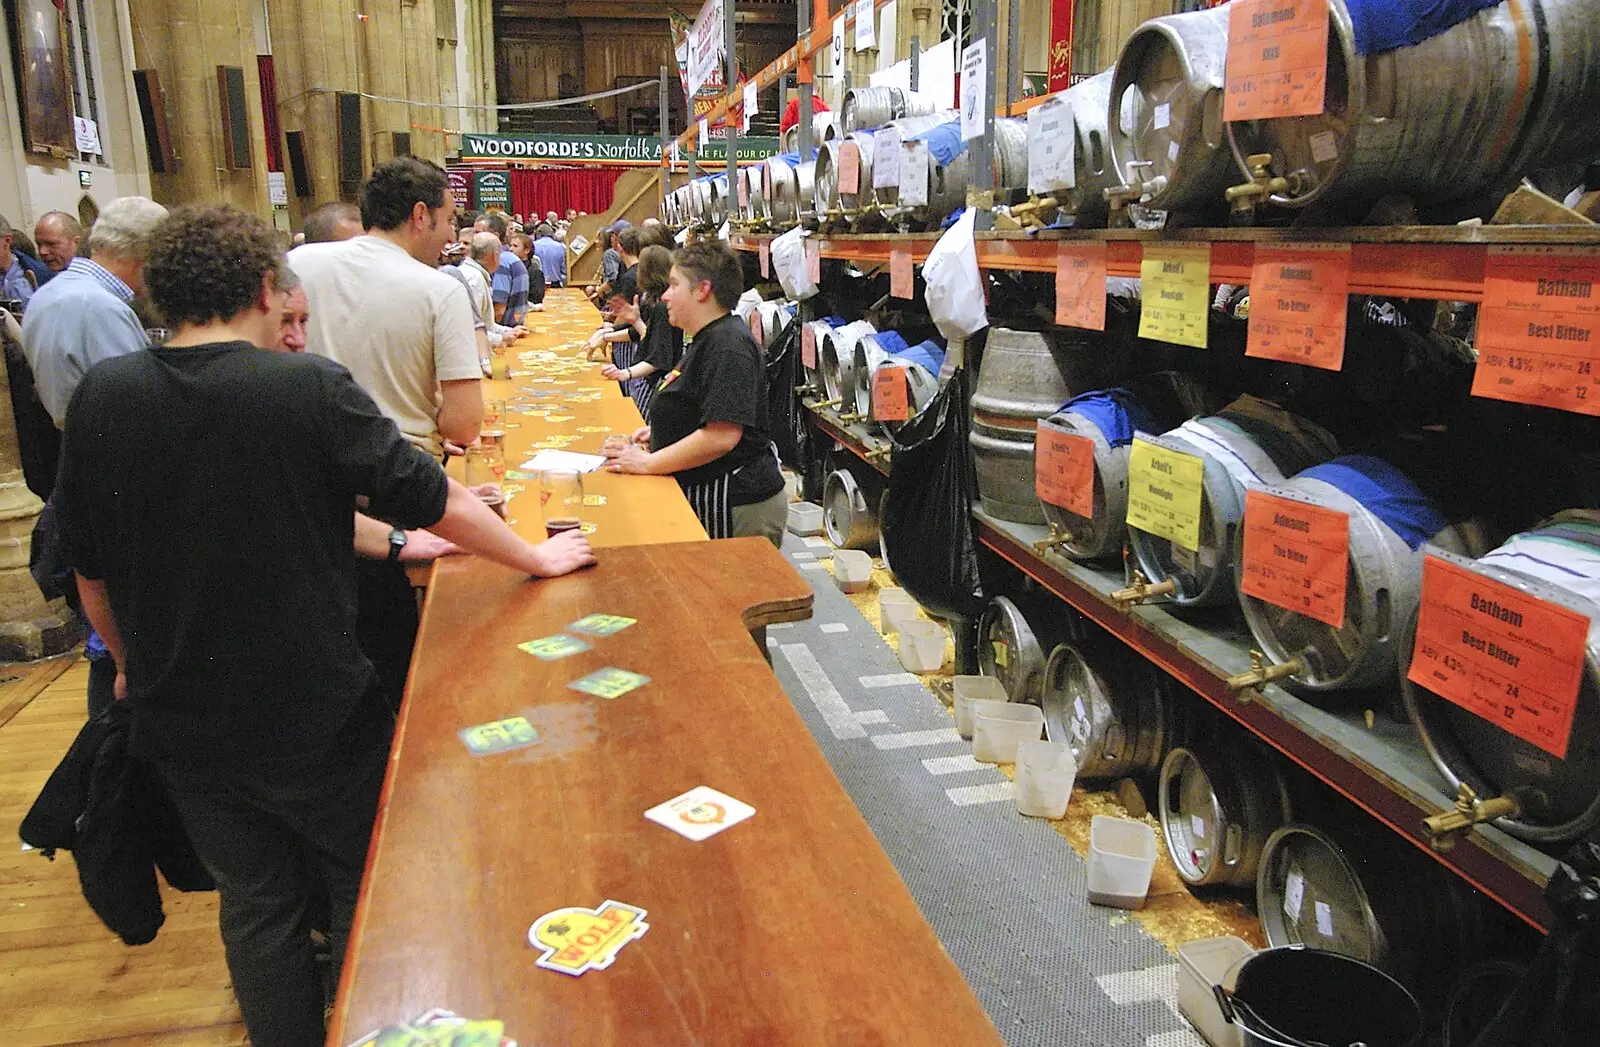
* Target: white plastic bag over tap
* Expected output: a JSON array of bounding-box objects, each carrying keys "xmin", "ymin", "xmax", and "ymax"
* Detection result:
[
  {"xmin": 770, "ymin": 226, "xmax": 819, "ymax": 301},
  {"xmin": 921, "ymin": 206, "xmax": 987, "ymax": 340}
]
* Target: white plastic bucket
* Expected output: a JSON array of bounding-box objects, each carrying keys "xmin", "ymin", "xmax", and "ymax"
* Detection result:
[
  {"xmin": 1086, "ymin": 815, "xmax": 1158, "ymax": 909},
  {"xmin": 832, "ymin": 549, "xmax": 874, "ymax": 593},
  {"xmin": 878, "ymin": 587, "xmax": 919, "ymax": 634},
  {"xmin": 953, "ymin": 675, "xmax": 1009, "ymax": 738},
  {"xmin": 899, "ymin": 619, "xmax": 946, "ymax": 672},
  {"xmin": 787, "ymin": 501, "xmax": 824, "ymax": 536},
  {"xmin": 1015, "ymin": 739, "xmax": 1077, "ymax": 819},
  {"xmin": 972, "ymin": 701, "xmax": 1045, "ymax": 764}
]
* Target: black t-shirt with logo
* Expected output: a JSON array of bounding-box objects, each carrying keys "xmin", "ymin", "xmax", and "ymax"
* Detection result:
[{"xmin": 648, "ymin": 313, "xmax": 783, "ymax": 504}]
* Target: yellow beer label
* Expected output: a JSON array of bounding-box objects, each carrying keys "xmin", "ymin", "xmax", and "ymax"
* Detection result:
[
  {"xmin": 1127, "ymin": 436, "xmax": 1205, "ymax": 552},
  {"xmin": 1138, "ymin": 244, "xmax": 1211, "ymax": 350},
  {"xmin": 528, "ymin": 899, "xmax": 649, "ymax": 977}
]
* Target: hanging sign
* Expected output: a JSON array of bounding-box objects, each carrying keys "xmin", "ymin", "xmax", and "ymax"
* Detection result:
[
  {"xmin": 1127, "ymin": 436, "xmax": 1205, "ymax": 551},
  {"xmin": 474, "ymin": 169, "xmax": 511, "ymax": 212},
  {"xmin": 1034, "ymin": 421, "xmax": 1095, "ymax": 518},
  {"xmin": 1026, "ymin": 97, "xmax": 1075, "ymax": 194},
  {"xmin": 1240, "ymin": 490, "xmax": 1350, "ymax": 628},
  {"xmin": 872, "ymin": 365, "xmax": 909, "ymax": 421},
  {"xmin": 960, "ymin": 39, "xmax": 988, "ymax": 142},
  {"xmin": 832, "ymin": 15, "xmax": 847, "ymax": 84},
  {"xmin": 853, "ymin": 0, "xmax": 876, "ymax": 49},
  {"xmin": 1408, "ymin": 554, "xmax": 1590, "ymax": 759},
  {"xmin": 1224, "ymin": 0, "xmax": 1329, "ymax": 121},
  {"xmin": 688, "ymin": 0, "xmax": 724, "ymax": 99},
  {"xmin": 890, "ymin": 248, "xmax": 914, "ymax": 299},
  {"xmin": 1055, "ymin": 241, "xmax": 1107, "ymax": 331},
  {"xmin": 1246, "ymin": 243, "xmax": 1351, "ymax": 370},
  {"xmin": 1138, "ymin": 244, "xmax": 1211, "ymax": 349},
  {"xmin": 1469, "ymin": 246, "xmax": 1600, "ymax": 416},
  {"xmin": 742, "ymin": 83, "xmax": 757, "ymax": 132},
  {"xmin": 838, "ymin": 141, "xmax": 861, "ymax": 195}
]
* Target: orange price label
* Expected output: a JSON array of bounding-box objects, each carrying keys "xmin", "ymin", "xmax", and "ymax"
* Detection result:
[
  {"xmin": 890, "ymin": 249, "xmax": 914, "ymax": 299},
  {"xmin": 1469, "ymin": 246, "xmax": 1600, "ymax": 416},
  {"xmin": 759, "ymin": 241, "xmax": 770, "ymax": 278},
  {"xmin": 1245, "ymin": 243, "xmax": 1350, "ymax": 370},
  {"xmin": 738, "ymin": 176, "xmax": 749, "ymax": 208},
  {"xmin": 748, "ymin": 310, "xmax": 763, "ymax": 340},
  {"xmin": 802, "ymin": 323, "xmax": 817, "ymax": 370},
  {"xmin": 839, "ymin": 142, "xmax": 861, "ymax": 195},
  {"xmin": 1055, "ymin": 242, "xmax": 1107, "ymax": 331},
  {"xmin": 1034, "ymin": 422, "xmax": 1095, "ymax": 518},
  {"xmin": 1239, "ymin": 490, "xmax": 1350, "ymax": 629},
  {"xmin": 1224, "ymin": 0, "xmax": 1328, "ymax": 122},
  {"xmin": 805, "ymin": 239, "xmax": 821, "ymax": 284},
  {"xmin": 1408, "ymin": 554, "xmax": 1590, "ymax": 759},
  {"xmin": 872, "ymin": 365, "xmax": 909, "ymax": 421}
]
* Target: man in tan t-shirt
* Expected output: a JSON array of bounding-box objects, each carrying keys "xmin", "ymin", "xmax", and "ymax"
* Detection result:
[{"xmin": 289, "ymin": 158, "xmax": 482, "ymax": 455}]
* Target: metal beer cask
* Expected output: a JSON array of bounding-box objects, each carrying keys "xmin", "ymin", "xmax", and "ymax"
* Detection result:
[
  {"xmin": 1104, "ymin": 5, "xmax": 1235, "ymax": 220},
  {"xmin": 1236, "ymin": 455, "xmax": 1495, "ymax": 693},
  {"xmin": 872, "ymin": 110, "xmax": 960, "ymax": 214},
  {"xmin": 823, "ymin": 467, "xmax": 882, "ymax": 551},
  {"xmin": 1126, "ymin": 397, "xmax": 1339, "ymax": 608},
  {"xmin": 819, "ymin": 319, "xmax": 876, "ymax": 407},
  {"xmin": 970, "ymin": 329, "xmax": 1106, "ymax": 526},
  {"xmin": 1225, "ymin": 0, "xmax": 1600, "ymax": 219},
  {"xmin": 1401, "ymin": 514, "xmax": 1600, "ymax": 844},
  {"xmin": 978, "ymin": 595, "xmax": 1059, "ymax": 705},
  {"xmin": 1024, "ymin": 68, "xmax": 1118, "ymax": 227},
  {"xmin": 1158, "ymin": 739, "xmax": 1291, "ymax": 888},
  {"xmin": 841, "ymin": 86, "xmax": 941, "ymax": 133},
  {"xmin": 1038, "ymin": 637, "xmax": 1172, "ymax": 779}
]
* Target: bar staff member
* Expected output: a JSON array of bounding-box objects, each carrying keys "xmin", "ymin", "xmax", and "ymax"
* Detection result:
[{"xmin": 602, "ymin": 241, "xmax": 786, "ymax": 546}]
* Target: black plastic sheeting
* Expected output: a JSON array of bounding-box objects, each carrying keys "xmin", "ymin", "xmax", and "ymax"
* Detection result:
[
  {"xmin": 764, "ymin": 317, "xmax": 807, "ymax": 470},
  {"xmin": 881, "ymin": 367, "xmax": 985, "ymax": 622}
]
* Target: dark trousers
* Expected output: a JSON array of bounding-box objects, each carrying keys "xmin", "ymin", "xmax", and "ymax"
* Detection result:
[
  {"xmin": 156, "ymin": 703, "xmax": 392, "ymax": 1047},
  {"xmin": 355, "ymin": 560, "xmax": 419, "ymax": 716},
  {"xmin": 86, "ymin": 655, "xmax": 117, "ymax": 719}
]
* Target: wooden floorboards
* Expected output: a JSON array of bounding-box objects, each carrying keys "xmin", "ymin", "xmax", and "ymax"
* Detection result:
[{"xmin": 0, "ymin": 658, "xmax": 247, "ymax": 1046}]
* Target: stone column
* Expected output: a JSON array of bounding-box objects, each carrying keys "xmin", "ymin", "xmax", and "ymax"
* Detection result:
[{"xmin": 0, "ymin": 329, "xmax": 77, "ymax": 661}]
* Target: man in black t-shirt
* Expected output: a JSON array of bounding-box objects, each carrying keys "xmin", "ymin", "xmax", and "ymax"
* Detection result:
[
  {"xmin": 601, "ymin": 240, "xmax": 786, "ymax": 544},
  {"xmin": 56, "ymin": 205, "xmax": 594, "ymax": 1047}
]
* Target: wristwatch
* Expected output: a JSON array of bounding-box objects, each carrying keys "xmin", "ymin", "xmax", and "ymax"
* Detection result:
[{"xmin": 386, "ymin": 527, "xmax": 408, "ymax": 563}]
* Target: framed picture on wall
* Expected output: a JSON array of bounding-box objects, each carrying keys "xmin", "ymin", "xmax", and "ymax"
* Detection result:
[{"xmin": 15, "ymin": 0, "xmax": 76, "ymax": 158}]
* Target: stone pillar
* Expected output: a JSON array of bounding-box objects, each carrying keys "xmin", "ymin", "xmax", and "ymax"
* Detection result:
[{"xmin": 0, "ymin": 332, "xmax": 78, "ymax": 661}]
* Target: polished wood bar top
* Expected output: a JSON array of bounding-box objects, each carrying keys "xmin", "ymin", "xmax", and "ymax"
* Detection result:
[
  {"xmin": 478, "ymin": 290, "xmax": 705, "ymax": 549},
  {"xmin": 330, "ymin": 540, "xmax": 1000, "ymax": 1046}
]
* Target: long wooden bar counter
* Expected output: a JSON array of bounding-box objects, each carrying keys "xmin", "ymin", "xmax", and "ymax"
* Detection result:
[{"xmin": 330, "ymin": 291, "xmax": 1003, "ymax": 1046}]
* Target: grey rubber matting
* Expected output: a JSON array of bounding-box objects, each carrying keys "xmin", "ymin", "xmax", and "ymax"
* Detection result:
[{"xmin": 768, "ymin": 534, "xmax": 1206, "ymax": 1047}]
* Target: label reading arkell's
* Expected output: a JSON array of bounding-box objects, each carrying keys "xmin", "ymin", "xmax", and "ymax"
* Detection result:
[
  {"xmin": 1240, "ymin": 490, "xmax": 1349, "ymax": 629},
  {"xmin": 1470, "ymin": 246, "xmax": 1600, "ymax": 416},
  {"xmin": 1139, "ymin": 244, "xmax": 1211, "ymax": 349},
  {"xmin": 1408, "ymin": 554, "xmax": 1590, "ymax": 759},
  {"xmin": 1056, "ymin": 241, "xmax": 1107, "ymax": 332},
  {"xmin": 1127, "ymin": 436, "xmax": 1204, "ymax": 552},
  {"xmin": 1034, "ymin": 421, "xmax": 1095, "ymax": 518}
]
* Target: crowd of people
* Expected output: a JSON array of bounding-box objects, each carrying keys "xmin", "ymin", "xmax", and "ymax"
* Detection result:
[{"xmin": 1, "ymin": 155, "xmax": 785, "ymax": 1047}]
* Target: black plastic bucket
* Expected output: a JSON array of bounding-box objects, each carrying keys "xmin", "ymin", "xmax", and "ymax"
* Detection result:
[{"xmin": 1215, "ymin": 947, "xmax": 1423, "ymax": 1047}]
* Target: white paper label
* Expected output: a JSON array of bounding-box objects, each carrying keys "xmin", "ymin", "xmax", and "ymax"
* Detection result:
[
  {"xmin": 1153, "ymin": 103, "xmax": 1170, "ymax": 131},
  {"xmin": 1168, "ymin": 139, "xmax": 1180, "ymax": 163},
  {"xmin": 1026, "ymin": 98, "xmax": 1076, "ymax": 195},
  {"xmin": 900, "ymin": 140, "xmax": 930, "ymax": 207},
  {"xmin": 73, "ymin": 116, "xmax": 101, "ymax": 154},
  {"xmin": 1309, "ymin": 130, "xmax": 1339, "ymax": 164},
  {"xmin": 1314, "ymin": 900, "xmax": 1335, "ymax": 937},
  {"xmin": 852, "ymin": 0, "xmax": 876, "ymax": 50},
  {"xmin": 743, "ymin": 83, "xmax": 757, "ymax": 133},
  {"xmin": 832, "ymin": 15, "xmax": 847, "ymax": 84},
  {"xmin": 960, "ymin": 39, "xmax": 987, "ymax": 142},
  {"xmin": 1190, "ymin": 814, "xmax": 1207, "ymax": 840},
  {"xmin": 644, "ymin": 785, "xmax": 756, "ymax": 842},
  {"xmin": 1283, "ymin": 869, "xmax": 1305, "ymax": 921},
  {"xmin": 1072, "ymin": 696, "xmax": 1090, "ymax": 742},
  {"xmin": 699, "ymin": 118, "xmax": 709, "ymax": 144},
  {"xmin": 267, "ymin": 171, "xmax": 289, "ymax": 206},
  {"xmin": 873, "ymin": 128, "xmax": 902, "ymax": 188}
]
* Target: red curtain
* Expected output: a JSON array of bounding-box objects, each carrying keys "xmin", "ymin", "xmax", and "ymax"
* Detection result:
[
  {"xmin": 509, "ymin": 168, "xmax": 627, "ymax": 219},
  {"xmin": 257, "ymin": 56, "xmax": 283, "ymax": 172}
]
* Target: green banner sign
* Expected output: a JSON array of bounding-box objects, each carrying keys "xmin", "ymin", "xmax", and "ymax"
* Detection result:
[
  {"xmin": 459, "ymin": 132, "xmax": 780, "ymax": 165},
  {"xmin": 474, "ymin": 169, "xmax": 510, "ymax": 211}
]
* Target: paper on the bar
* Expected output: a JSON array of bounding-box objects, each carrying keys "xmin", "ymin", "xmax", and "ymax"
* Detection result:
[{"xmin": 520, "ymin": 450, "xmax": 609, "ymax": 474}]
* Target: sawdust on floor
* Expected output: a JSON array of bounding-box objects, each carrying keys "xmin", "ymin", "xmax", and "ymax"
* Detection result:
[{"xmin": 816, "ymin": 538, "xmax": 1265, "ymax": 954}]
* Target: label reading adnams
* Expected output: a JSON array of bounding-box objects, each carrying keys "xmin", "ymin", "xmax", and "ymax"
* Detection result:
[
  {"xmin": 1240, "ymin": 490, "xmax": 1349, "ymax": 629},
  {"xmin": 1034, "ymin": 421, "xmax": 1095, "ymax": 518},
  {"xmin": 1245, "ymin": 243, "xmax": 1351, "ymax": 371},
  {"xmin": 1408, "ymin": 554, "xmax": 1590, "ymax": 759},
  {"xmin": 1126, "ymin": 437, "xmax": 1204, "ymax": 552},
  {"xmin": 1470, "ymin": 246, "xmax": 1600, "ymax": 416}
]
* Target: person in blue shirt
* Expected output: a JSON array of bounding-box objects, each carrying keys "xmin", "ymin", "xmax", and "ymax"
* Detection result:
[
  {"xmin": 532, "ymin": 223, "xmax": 567, "ymax": 287},
  {"xmin": 0, "ymin": 215, "xmax": 52, "ymax": 305},
  {"xmin": 474, "ymin": 211, "xmax": 528, "ymax": 325}
]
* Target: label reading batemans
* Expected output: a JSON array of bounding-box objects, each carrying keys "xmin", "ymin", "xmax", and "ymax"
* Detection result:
[{"xmin": 1127, "ymin": 436, "xmax": 1204, "ymax": 552}]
